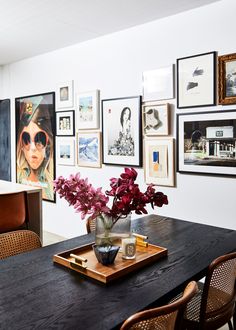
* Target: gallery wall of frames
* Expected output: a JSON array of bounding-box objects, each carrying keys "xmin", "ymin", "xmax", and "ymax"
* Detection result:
[{"xmin": 14, "ymin": 50, "xmax": 236, "ymax": 203}]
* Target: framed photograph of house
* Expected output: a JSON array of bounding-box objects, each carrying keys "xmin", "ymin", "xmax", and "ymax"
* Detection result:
[
  {"xmin": 177, "ymin": 52, "xmax": 216, "ymax": 108},
  {"xmin": 77, "ymin": 131, "xmax": 101, "ymax": 168},
  {"xmin": 218, "ymin": 53, "xmax": 236, "ymax": 105},
  {"xmin": 57, "ymin": 80, "xmax": 74, "ymax": 108},
  {"xmin": 102, "ymin": 96, "xmax": 142, "ymax": 166},
  {"xmin": 15, "ymin": 92, "xmax": 56, "ymax": 202},
  {"xmin": 56, "ymin": 137, "xmax": 75, "ymax": 166},
  {"xmin": 142, "ymin": 65, "xmax": 174, "ymax": 102},
  {"xmin": 77, "ymin": 90, "xmax": 100, "ymax": 129},
  {"xmin": 144, "ymin": 137, "xmax": 175, "ymax": 187},
  {"xmin": 56, "ymin": 110, "xmax": 75, "ymax": 136},
  {"xmin": 177, "ymin": 110, "xmax": 236, "ymax": 176},
  {"xmin": 142, "ymin": 102, "xmax": 169, "ymax": 136}
]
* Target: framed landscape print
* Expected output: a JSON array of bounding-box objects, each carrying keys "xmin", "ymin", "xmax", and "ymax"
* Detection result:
[
  {"xmin": 218, "ymin": 53, "xmax": 236, "ymax": 105},
  {"xmin": 177, "ymin": 52, "xmax": 216, "ymax": 108},
  {"xmin": 56, "ymin": 110, "xmax": 75, "ymax": 136},
  {"xmin": 56, "ymin": 137, "xmax": 75, "ymax": 166},
  {"xmin": 143, "ymin": 102, "xmax": 169, "ymax": 136},
  {"xmin": 144, "ymin": 137, "xmax": 175, "ymax": 187},
  {"xmin": 77, "ymin": 131, "xmax": 101, "ymax": 168},
  {"xmin": 15, "ymin": 92, "xmax": 56, "ymax": 202},
  {"xmin": 142, "ymin": 65, "xmax": 174, "ymax": 101},
  {"xmin": 177, "ymin": 110, "xmax": 236, "ymax": 176},
  {"xmin": 102, "ymin": 96, "xmax": 142, "ymax": 166},
  {"xmin": 77, "ymin": 90, "xmax": 100, "ymax": 129},
  {"xmin": 57, "ymin": 80, "xmax": 74, "ymax": 108}
]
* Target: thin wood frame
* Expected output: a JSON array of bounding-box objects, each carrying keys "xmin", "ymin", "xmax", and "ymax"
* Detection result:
[{"xmin": 142, "ymin": 102, "xmax": 169, "ymax": 136}]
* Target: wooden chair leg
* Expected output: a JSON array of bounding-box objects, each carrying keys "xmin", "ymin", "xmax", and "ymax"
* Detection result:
[{"xmin": 233, "ymin": 309, "xmax": 236, "ymax": 329}]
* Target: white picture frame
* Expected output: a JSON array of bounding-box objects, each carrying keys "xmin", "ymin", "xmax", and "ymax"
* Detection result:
[
  {"xmin": 144, "ymin": 137, "xmax": 175, "ymax": 187},
  {"xmin": 56, "ymin": 110, "xmax": 75, "ymax": 136},
  {"xmin": 77, "ymin": 131, "xmax": 101, "ymax": 168},
  {"xmin": 77, "ymin": 90, "xmax": 100, "ymax": 129},
  {"xmin": 56, "ymin": 137, "xmax": 75, "ymax": 166},
  {"xmin": 142, "ymin": 65, "xmax": 174, "ymax": 102},
  {"xmin": 142, "ymin": 102, "xmax": 169, "ymax": 136},
  {"xmin": 57, "ymin": 80, "xmax": 74, "ymax": 109}
]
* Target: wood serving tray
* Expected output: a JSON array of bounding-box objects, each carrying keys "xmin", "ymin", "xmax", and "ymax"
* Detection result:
[{"xmin": 53, "ymin": 243, "xmax": 168, "ymax": 284}]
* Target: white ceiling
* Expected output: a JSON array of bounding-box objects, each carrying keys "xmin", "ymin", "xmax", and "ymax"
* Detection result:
[{"xmin": 0, "ymin": 0, "xmax": 221, "ymax": 66}]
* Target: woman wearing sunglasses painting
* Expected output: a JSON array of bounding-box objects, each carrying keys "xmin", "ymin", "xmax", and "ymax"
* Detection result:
[{"xmin": 16, "ymin": 95, "xmax": 54, "ymax": 201}]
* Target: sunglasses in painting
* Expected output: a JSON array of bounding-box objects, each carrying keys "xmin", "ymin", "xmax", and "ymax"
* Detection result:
[{"xmin": 20, "ymin": 131, "xmax": 49, "ymax": 151}]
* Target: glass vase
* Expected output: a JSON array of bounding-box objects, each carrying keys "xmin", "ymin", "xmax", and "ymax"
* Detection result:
[{"xmin": 95, "ymin": 213, "xmax": 131, "ymax": 247}]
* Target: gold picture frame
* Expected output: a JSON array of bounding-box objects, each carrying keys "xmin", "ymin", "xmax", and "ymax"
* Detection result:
[{"xmin": 218, "ymin": 53, "xmax": 236, "ymax": 105}]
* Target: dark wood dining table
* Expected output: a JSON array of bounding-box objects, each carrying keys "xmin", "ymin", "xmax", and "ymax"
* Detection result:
[{"xmin": 0, "ymin": 215, "xmax": 236, "ymax": 330}]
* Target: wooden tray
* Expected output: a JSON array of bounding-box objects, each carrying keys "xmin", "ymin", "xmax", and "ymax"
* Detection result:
[{"xmin": 53, "ymin": 243, "xmax": 167, "ymax": 284}]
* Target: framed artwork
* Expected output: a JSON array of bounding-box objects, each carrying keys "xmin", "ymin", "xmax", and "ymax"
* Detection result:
[
  {"xmin": 56, "ymin": 110, "xmax": 75, "ymax": 136},
  {"xmin": 77, "ymin": 131, "xmax": 101, "ymax": 168},
  {"xmin": 218, "ymin": 53, "xmax": 236, "ymax": 105},
  {"xmin": 102, "ymin": 96, "xmax": 142, "ymax": 166},
  {"xmin": 142, "ymin": 65, "xmax": 174, "ymax": 101},
  {"xmin": 56, "ymin": 137, "xmax": 75, "ymax": 166},
  {"xmin": 57, "ymin": 80, "xmax": 74, "ymax": 108},
  {"xmin": 142, "ymin": 102, "xmax": 169, "ymax": 136},
  {"xmin": 15, "ymin": 92, "xmax": 56, "ymax": 202},
  {"xmin": 177, "ymin": 110, "xmax": 236, "ymax": 176},
  {"xmin": 177, "ymin": 52, "xmax": 216, "ymax": 108},
  {"xmin": 77, "ymin": 90, "xmax": 100, "ymax": 129},
  {"xmin": 144, "ymin": 137, "xmax": 175, "ymax": 187}
]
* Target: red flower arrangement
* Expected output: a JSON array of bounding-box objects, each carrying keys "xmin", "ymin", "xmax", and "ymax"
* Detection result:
[{"xmin": 54, "ymin": 167, "xmax": 168, "ymax": 225}]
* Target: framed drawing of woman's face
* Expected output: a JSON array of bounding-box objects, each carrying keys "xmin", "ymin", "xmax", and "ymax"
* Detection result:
[{"xmin": 102, "ymin": 96, "xmax": 142, "ymax": 166}]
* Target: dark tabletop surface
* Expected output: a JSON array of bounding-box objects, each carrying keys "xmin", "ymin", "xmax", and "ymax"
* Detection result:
[{"xmin": 0, "ymin": 215, "xmax": 236, "ymax": 330}]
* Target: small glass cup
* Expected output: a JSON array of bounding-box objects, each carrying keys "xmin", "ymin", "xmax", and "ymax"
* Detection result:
[{"xmin": 122, "ymin": 236, "xmax": 136, "ymax": 260}]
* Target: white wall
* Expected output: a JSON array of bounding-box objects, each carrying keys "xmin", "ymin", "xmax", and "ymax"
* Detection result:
[{"xmin": 1, "ymin": 0, "xmax": 235, "ymax": 238}]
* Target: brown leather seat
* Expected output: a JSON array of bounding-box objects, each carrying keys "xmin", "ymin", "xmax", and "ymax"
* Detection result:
[
  {"xmin": 0, "ymin": 191, "xmax": 28, "ymax": 233},
  {"xmin": 182, "ymin": 252, "xmax": 236, "ymax": 330},
  {"xmin": 120, "ymin": 281, "xmax": 198, "ymax": 330},
  {"xmin": 0, "ymin": 230, "xmax": 42, "ymax": 259}
]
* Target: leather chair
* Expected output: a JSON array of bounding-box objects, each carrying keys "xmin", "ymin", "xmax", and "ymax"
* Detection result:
[
  {"xmin": 182, "ymin": 252, "xmax": 236, "ymax": 329},
  {"xmin": 86, "ymin": 216, "xmax": 96, "ymax": 234},
  {"xmin": 0, "ymin": 230, "xmax": 42, "ymax": 259},
  {"xmin": 0, "ymin": 191, "xmax": 29, "ymax": 233},
  {"xmin": 120, "ymin": 281, "xmax": 198, "ymax": 330}
]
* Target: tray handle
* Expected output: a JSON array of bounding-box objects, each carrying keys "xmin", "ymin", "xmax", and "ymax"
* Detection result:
[
  {"xmin": 133, "ymin": 233, "xmax": 148, "ymax": 248},
  {"xmin": 70, "ymin": 253, "xmax": 87, "ymax": 269}
]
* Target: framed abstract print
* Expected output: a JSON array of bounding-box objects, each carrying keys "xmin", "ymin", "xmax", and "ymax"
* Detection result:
[
  {"xmin": 218, "ymin": 53, "xmax": 236, "ymax": 105},
  {"xmin": 177, "ymin": 110, "xmax": 236, "ymax": 176},
  {"xmin": 56, "ymin": 137, "xmax": 75, "ymax": 166},
  {"xmin": 15, "ymin": 92, "xmax": 56, "ymax": 202},
  {"xmin": 144, "ymin": 137, "xmax": 175, "ymax": 187},
  {"xmin": 77, "ymin": 90, "xmax": 100, "ymax": 129},
  {"xmin": 142, "ymin": 102, "xmax": 169, "ymax": 136},
  {"xmin": 57, "ymin": 80, "xmax": 74, "ymax": 108},
  {"xmin": 142, "ymin": 65, "xmax": 174, "ymax": 102},
  {"xmin": 102, "ymin": 96, "xmax": 142, "ymax": 166},
  {"xmin": 77, "ymin": 131, "xmax": 101, "ymax": 168},
  {"xmin": 177, "ymin": 52, "xmax": 216, "ymax": 108},
  {"xmin": 56, "ymin": 110, "xmax": 75, "ymax": 136}
]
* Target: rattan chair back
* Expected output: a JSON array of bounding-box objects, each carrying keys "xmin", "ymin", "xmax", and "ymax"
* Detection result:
[
  {"xmin": 0, "ymin": 230, "xmax": 42, "ymax": 259},
  {"xmin": 0, "ymin": 192, "xmax": 28, "ymax": 233},
  {"xmin": 86, "ymin": 216, "xmax": 96, "ymax": 234},
  {"xmin": 120, "ymin": 281, "xmax": 198, "ymax": 330}
]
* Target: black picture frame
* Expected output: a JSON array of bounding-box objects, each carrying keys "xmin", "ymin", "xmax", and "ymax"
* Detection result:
[
  {"xmin": 177, "ymin": 110, "xmax": 236, "ymax": 177},
  {"xmin": 15, "ymin": 92, "xmax": 56, "ymax": 203},
  {"xmin": 56, "ymin": 110, "xmax": 75, "ymax": 136},
  {"xmin": 102, "ymin": 96, "xmax": 142, "ymax": 167},
  {"xmin": 177, "ymin": 51, "xmax": 217, "ymax": 109}
]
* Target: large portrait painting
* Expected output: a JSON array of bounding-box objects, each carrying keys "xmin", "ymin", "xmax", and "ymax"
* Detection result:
[
  {"xmin": 177, "ymin": 110, "xmax": 236, "ymax": 176},
  {"xmin": 102, "ymin": 96, "xmax": 142, "ymax": 166},
  {"xmin": 15, "ymin": 92, "xmax": 56, "ymax": 202}
]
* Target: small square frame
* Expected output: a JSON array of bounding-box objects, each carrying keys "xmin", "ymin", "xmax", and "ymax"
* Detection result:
[
  {"xmin": 57, "ymin": 80, "xmax": 74, "ymax": 108},
  {"xmin": 56, "ymin": 137, "xmax": 75, "ymax": 166},
  {"xmin": 56, "ymin": 110, "xmax": 75, "ymax": 136},
  {"xmin": 142, "ymin": 102, "xmax": 169, "ymax": 136},
  {"xmin": 77, "ymin": 131, "xmax": 102, "ymax": 168}
]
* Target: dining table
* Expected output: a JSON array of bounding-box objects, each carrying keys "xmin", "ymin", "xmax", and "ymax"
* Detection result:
[{"xmin": 0, "ymin": 214, "xmax": 236, "ymax": 330}]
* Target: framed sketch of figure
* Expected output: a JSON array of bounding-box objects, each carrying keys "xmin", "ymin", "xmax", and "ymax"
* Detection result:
[
  {"xmin": 15, "ymin": 92, "xmax": 56, "ymax": 202},
  {"xmin": 142, "ymin": 102, "xmax": 169, "ymax": 136},
  {"xmin": 102, "ymin": 96, "xmax": 142, "ymax": 166}
]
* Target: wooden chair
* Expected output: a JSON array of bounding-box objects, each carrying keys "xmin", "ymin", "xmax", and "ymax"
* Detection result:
[
  {"xmin": 0, "ymin": 230, "xmax": 42, "ymax": 259},
  {"xmin": 0, "ymin": 191, "xmax": 29, "ymax": 233},
  {"xmin": 86, "ymin": 216, "xmax": 96, "ymax": 234},
  {"xmin": 182, "ymin": 252, "xmax": 236, "ymax": 330},
  {"xmin": 120, "ymin": 281, "xmax": 198, "ymax": 330}
]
